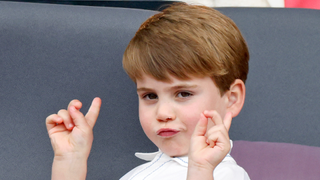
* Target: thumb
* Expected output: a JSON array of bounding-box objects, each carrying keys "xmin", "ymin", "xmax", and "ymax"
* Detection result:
[
  {"xmin": 223, "ymin": 112, "xmax": 233, "ymax": 132},
  {"xmin": 193, "ymin": 113, "xmax": 208, "ymax": 137}
]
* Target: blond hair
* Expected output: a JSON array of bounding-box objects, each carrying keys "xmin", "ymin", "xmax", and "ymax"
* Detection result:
[{"xmin": 123, "ymin": 3, "xmax": 249, "ymax": 95}]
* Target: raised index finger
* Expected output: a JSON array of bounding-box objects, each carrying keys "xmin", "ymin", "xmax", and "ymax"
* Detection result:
[{"xmin": 85, "ymin": 97, "xmax": 102, "ymax": 128}]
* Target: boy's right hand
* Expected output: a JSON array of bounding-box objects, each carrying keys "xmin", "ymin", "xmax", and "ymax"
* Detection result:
[{"xmin": 46, "ymin": 97, "xmax": 101, "ymax": 160}]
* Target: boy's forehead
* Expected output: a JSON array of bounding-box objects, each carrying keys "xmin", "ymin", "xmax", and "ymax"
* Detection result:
[
  {"xmin": 136, "ymin": 73, "xmax": 194, "ymax": 85},
  {"xmin": 136, "ymin": 74, "xmax": 174, "ymax": 88},
  {"xmin": 137, "ymin": 73, "xmax": 213, "ymax": 82},
  {"xmin": 136, "ymin": 73, "xmax": 216, "ymax": 89}
]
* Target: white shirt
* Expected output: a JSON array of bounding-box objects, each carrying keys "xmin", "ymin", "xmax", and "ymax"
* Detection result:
[{"xmin": 120, "ymin": 141, "xmax": 250, "ymax": 180}]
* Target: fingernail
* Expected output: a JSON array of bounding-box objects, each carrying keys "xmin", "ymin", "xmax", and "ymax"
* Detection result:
[{"xmin": 69, "ymin": 124, "xmax": 74, "ymax": 129}]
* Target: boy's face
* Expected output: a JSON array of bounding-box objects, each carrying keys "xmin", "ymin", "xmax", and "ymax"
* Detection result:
[{"xmin": 137, "ymin": 74, "xmax": 229, "ymax": 157}]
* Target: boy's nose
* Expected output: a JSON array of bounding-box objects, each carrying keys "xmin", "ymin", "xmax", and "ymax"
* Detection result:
[
  {"xmin": 156, "ymin": 102, "xmax": 176, "ymax": 122},
  {"xmin": 157, "ymin": 114, "xmax": 176, "ymax": 122}
]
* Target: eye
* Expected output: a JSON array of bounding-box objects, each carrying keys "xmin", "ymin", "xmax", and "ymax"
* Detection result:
[
  {"xmin": 177, "ymin": 91, "xmax": 192, "ymax": 98},
  {"xmin": 143, "ymin": 93, "xmax": 158, "ymax": 100}
]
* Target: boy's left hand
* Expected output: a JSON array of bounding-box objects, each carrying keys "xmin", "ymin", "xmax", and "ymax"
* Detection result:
[{"xmin": 188, "ymin": 111, "xmax": 232, "ymax": 177}]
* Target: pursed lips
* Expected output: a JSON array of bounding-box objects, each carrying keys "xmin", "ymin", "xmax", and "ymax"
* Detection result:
[{"xmin": 156, "ymin": 128, "xmax": 180, "ymax": 137}]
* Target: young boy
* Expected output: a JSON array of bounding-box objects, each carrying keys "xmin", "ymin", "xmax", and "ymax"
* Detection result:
[{"xmin": 46, "ymin": 3, "xmax": 250, "ymax": 180}]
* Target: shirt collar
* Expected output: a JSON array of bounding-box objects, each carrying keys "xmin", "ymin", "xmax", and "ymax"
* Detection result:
[
  {"xmin": 135, "ymin": 150, "xmax": 161, "ymax": 161},
  {"xmin": 135, "ymin": 150, "xmax": 189, "ymax": 167}
]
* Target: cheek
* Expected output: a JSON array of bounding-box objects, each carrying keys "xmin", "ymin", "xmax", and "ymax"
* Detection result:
[
  {"xmin": 139, "ymin": 118, "xmax": 154, "ymax": 141},
  {"xmin": 139, "ymin": 105, "xmax": 154, "ymax": 134},
  {"xmin": 186, "ymin": 119, "xmax": 199, "ymax": 137},
  {"xmin": 179, "ymin": 106, "xmax": 201, "ymax": 135},
  {"xmin": 179, "ymin": 99, "xmax": 217, "ymax": 135}
]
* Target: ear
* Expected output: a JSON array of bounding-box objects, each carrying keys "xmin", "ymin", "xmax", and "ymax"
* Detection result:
[{"xmin": 225, "ymin": 79, "xmax": 245, "ymax": 118}]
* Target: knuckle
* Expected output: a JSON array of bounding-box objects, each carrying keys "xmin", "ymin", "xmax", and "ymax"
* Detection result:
[
  {"xmin": 57, "ymin": 109, "xmax": 67, "ymax": 115},
  {"xmin": 217, "ymin": 129, "xmax": 224, "ymax": 136}
]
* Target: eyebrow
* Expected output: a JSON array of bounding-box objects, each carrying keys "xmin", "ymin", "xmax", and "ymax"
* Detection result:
[
  {"xmin": 137, "ymin": 84, "xmax": 198, "ymax": 92},
  {"xmin": 136, "ymin": 87, "xmax": 153, "ymax": 93}
]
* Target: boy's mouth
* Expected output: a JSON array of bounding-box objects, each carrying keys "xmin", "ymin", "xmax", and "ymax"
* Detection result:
[{"xmin": 157, "ymin": 128, "xmax": 179, "ymax": 137}]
